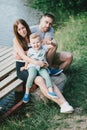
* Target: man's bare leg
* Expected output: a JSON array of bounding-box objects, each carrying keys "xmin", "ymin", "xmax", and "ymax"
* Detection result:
[
  {"xmin": 46, "ymin": 46, "xmax": 57, "ymax": 67},
  {"xmin": 53, "ymin": 51, "xmax": 73, "ymax": 70}
]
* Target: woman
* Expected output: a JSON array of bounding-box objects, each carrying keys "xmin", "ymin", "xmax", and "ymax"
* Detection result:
[{"xmin": 13, "ymin": 19, "xmax": 74, "ymax": 113}]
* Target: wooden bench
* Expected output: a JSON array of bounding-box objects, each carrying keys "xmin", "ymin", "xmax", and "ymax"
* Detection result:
[{"xmin": 0, "ymin": 45, "xmax": 24, "ymax": 119}]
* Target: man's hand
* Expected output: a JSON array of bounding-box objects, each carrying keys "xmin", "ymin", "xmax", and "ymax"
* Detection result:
[
  {"xmin": 43, "ymin": 38, "xmax": 51, "ymax": 45},
  {"xmin": 44, "ymin": 61, "xmax": 49, "ymax": 68},
  {"xmin": 43, "ymin": 38, "xmax": 57, "ymax": 47}
]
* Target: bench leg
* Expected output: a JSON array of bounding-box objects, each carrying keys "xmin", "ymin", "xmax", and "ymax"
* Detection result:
[
  {"xmin": 0, "ymin": 100, "xmax": 24, "ymax": 121},
  {"xmin": 15, "ymin": 84, "xmax": 23, "ymax": 92}
]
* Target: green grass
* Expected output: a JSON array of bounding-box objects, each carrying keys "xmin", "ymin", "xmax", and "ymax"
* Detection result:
[
  {"xmin": 55, "ymin": 12, "xmax": 87, "ymax": 111},
  {"xmin": 0, "ymin": 12, "xmax": 87, "ymax": 130}
]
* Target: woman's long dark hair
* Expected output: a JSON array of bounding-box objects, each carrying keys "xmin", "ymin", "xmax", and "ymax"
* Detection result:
[{"xmin": 13, "ymin": 19, "xmax": 31, "ymax": 51}]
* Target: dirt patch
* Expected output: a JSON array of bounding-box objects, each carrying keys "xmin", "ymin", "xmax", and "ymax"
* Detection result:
[
  {"xmin": 50, "ymin": 110, "xmax": 87, "ymax": 130},
  {"xmin": 57, "ymin": 115, "xmax": 87, "ymax": 130}
]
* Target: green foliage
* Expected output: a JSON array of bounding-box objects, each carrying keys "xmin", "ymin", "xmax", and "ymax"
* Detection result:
[{"xmin": 27, "ymin": 0, "xmax": 87, "ymax": 13}]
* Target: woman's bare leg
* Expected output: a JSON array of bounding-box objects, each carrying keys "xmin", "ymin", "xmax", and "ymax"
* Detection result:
[
  {"xmin": 34, "ymin": 76, "xmax": 74, "ymax": 113},
  {"xmin": 52, "ymin": 83, "xmax": 66, "ymax": 101},
  {"xmin": 34, "ymin": 76, "xmax": 66, "ymax": 106}
]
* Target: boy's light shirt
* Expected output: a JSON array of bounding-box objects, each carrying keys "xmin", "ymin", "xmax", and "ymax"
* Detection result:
[{"xmin": 27, "ymin": 45, "xmax": 48, "ymax": 70}]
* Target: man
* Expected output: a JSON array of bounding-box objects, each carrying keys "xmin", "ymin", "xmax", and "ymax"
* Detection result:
[{"xmin": 30, "ymin": 13, "xmax": 73, "ymax": 75}]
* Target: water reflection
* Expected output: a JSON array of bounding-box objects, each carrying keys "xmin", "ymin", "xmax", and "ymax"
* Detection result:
[{"xmin": 0, "ymin": 0, "xmax": 42, "ymax": 46}]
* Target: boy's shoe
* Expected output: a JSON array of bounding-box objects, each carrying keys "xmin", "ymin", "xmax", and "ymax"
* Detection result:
[
  {"xmin": 48, "ymin": 68, "xmax": 63, "ymax": 76},
  {"xmin": 23, "ymin": 94, "xmax": 30, "ymax": 103},
  {"xmin": 60, "ymin": 102, "xmax": 74, "ymax": 113},
  {"xmin": 48, "ymin": 92, "xmax": 58, "ymax": 98}
]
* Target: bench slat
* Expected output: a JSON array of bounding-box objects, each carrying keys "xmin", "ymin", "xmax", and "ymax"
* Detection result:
[
  {"xmin": 0, "ymin": 48, "xmax": 13, "ymax": 57},
  {"xmin": 0, "ymin": 71, "xmax": 17, "ymax": 90},
  {"xmin": 0, "ymin": 63, "xmax": 16, "ymax": 80},
  {"xmin": 0, "ymin": 55, "xmax": 14, "ymax": 67},
  {"xmin": 0, "ymin": 59, "xmax": 15, "ymax": 71},
  {"xmin": 0, "ymin": 79, "xmax": 23, "ymax": 99},
  {"xmin": 0, "ymin": 51, "xmax": 13, "ymax": 62},
  {"xmin": 0, "ymin": 46, "xmax": 8, "ymax": 52}
]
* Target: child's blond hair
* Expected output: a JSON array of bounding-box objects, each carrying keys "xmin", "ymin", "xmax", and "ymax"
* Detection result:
[{"xmin": 30, "ymin": 33, "xmax": 40, "ymax": 41}]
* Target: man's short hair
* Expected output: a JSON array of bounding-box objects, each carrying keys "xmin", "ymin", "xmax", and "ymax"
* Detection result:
[{"xmin": 42, "ymin": 13, "xmax": 55, "ymax": 21}]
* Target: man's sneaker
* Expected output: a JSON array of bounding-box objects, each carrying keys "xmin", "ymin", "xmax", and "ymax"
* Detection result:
[
  {"xmin": 23, "ymin": 94, "xmax": 30, "ymax": 103},
  {"xmin": 60, "ymin": 102, "xmax": 74, "ymax": 113},
  {"xmin": 48, "ymin": 68, "xmax": 63, "ymax": 76},
  {"xmin": 48, "ymin": 92, "xmax": 58, "ymax": 98}
]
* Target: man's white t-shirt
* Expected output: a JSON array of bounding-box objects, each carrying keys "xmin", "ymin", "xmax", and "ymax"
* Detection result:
[{"xmin": 30, "ymin": 25, "xmax": 54, "ymax": 40}]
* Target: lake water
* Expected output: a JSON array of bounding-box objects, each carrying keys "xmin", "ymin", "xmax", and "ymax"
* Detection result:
[{"xmin": 0, "ymin": 0, "xmax": 42, "ymax": 46}]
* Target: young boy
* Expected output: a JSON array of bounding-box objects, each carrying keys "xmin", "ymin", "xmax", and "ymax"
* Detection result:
[{"xmin": 21, "ymin": 33, "xmax": 58, "ymax": 103}]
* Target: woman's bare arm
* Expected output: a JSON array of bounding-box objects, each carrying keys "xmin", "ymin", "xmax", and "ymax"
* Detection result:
[{"xmin": 13, "ymin": 38, "xmax": 45, "ymax": 67}]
